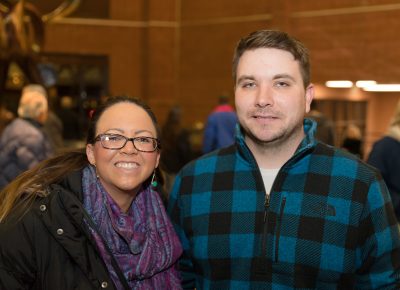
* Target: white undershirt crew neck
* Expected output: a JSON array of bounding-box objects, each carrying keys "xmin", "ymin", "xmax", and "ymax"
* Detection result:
[{"xmin": 260, "ymin": 167, "xmax": 280, "ymax": 196}]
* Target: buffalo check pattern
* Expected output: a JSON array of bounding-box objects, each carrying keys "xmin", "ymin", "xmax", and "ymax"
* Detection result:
[{"xmin": 168, "ymin": 119, "xmax": 400, "ymax": 290}]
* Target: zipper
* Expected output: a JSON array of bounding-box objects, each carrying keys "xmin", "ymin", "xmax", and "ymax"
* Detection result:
[
  {"xmin": 263, "ymin": 193, "xmax": 270, "ymax": 222},
  {"xmin": 261, "ymin": 193, "xmax": 271, "ymax": 258},
  {"xmin": 275, "ymin": 197, "xmax": 286, "ymax": 262}
]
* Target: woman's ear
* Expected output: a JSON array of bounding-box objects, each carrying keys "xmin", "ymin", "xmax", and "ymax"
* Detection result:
[
  {"xmin": 155, "ymin": 151, "xmax": 160, "ymax": 168},
  {"xmin": 86, "ymin": 144, "xmax": 96, "ymax": 165}
]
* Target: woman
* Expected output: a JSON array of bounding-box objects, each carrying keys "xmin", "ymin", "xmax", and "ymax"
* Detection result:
[
  {"xmin": 160, "ymin": 106, "xmax": 194, "ymax": 194},
  {"xmin": 0, "ymin": 96, "xmax": 182, "ymax": 289},
  {"xmin": 341, "ymin": 123, "xmax": 363, "ymax": 158}
]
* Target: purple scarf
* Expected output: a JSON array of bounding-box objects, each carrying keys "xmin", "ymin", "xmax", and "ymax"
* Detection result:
[{"xmin": 82, "ymin": 165, "xmax": 182, "ymax": 289}]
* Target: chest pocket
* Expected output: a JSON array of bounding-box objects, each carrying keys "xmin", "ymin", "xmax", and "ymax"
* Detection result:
[{"xmin": 272, "ymin": 193, "xmax": 349, "ymax": 275}]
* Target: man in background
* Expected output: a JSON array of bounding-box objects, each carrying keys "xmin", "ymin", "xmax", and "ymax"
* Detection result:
[
  {"xmin": 202, "ymin": 94, "xmax": 237, "ymax": 153},
  {"xmin": 0, "ymin": 84, "xmax": 53, "ymax": 189}
]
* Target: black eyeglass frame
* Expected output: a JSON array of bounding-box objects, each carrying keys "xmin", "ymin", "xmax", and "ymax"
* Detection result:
[{"xmin": 93, "ymin": 133, "xmax": 161, "ymax": 152}]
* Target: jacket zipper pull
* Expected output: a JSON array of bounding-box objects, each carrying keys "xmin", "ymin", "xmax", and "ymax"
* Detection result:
[{"xmin": 263, "ymin": 194, "xmax": 270, "ymax": 222}]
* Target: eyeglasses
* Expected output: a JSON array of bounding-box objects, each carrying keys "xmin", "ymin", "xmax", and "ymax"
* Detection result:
[{"xmin": 94, "ymin": 133, "xmax": 160, "ymax": 152}]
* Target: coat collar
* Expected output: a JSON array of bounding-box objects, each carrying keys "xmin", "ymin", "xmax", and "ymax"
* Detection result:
[{"xmin": 235, "ymin": 118, "xmax": 318, "ymax": 167}]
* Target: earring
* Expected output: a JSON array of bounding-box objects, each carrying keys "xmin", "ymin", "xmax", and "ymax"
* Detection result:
[
  {"xmin": 93, "ymin": 164, "xmax": 99, "ymax": 178},
  {"xmin": 151, "ymin": 171, "xmax": 157, "ymax": 188}
]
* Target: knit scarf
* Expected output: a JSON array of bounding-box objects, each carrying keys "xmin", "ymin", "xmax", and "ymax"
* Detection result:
[{"xmin": 82, "ymin": 165, "xmax": 182, "ymax": 289}]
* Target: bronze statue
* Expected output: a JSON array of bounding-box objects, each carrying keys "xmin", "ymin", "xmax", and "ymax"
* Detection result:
[{"xmin": 0, "ymin": 0, "xmax": 81, "ymax": 94}]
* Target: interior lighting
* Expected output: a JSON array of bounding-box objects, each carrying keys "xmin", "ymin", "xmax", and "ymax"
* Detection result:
[
  {"xmin": 355, "ymin": 80, "xmax": 377, "ymax": 88},
  {"xmin": 325, "ymin": 80, "xmax": 353, "ymax": 88},
  {"xmin": 362, "ymin": 84, "xmax": 400, "ymax": 92}
]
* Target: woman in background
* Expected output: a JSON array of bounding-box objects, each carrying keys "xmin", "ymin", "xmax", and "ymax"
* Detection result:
[
  {"xmin": 0, "ymin": 96, "xmax": 182, "ymax": 289},
  {"xmin": 160, "ymin": 106, "xmax": 194, "ymax": 194},
  {"xmin": 341, "ymin": 123, "xmax": 363, "ymax": 158}
]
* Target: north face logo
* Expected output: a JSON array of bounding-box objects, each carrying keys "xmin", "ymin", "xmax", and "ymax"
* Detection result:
[{"xmin": 311, "ymin": 203, "xmax": 336, "ymax": 216}]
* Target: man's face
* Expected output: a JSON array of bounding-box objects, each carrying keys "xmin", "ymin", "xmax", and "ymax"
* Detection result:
[{"xmin": 234, "ymin": 48, "xmax": 313, "ymax": 149}]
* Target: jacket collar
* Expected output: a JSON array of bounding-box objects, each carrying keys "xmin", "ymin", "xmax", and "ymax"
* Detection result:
[
  {"xmin": 57, "ymin": 170, "xmax": 84, "ymax": 201},
  {"xmin": 21, "ymin": 117, "xmax": 43, "ymax": 128},
  {"xmin": 235, "ymin": 118, "xmax": 318, "ymax": 167}
]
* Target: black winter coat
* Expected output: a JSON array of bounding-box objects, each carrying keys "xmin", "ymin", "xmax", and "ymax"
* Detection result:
[{"xmin": 0, "ymin": 171, "xmax": 129, "ymax": 290}]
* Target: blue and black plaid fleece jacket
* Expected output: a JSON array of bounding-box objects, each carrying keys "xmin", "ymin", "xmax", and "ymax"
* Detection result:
[{"xmin": 168, "ymin": 118, "xmax": 400, "ymax": 289}]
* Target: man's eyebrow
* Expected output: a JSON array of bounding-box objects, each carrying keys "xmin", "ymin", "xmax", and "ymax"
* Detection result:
[
  {"xmin": 236, "ymin": 75, "xmax": 255, "ymax": 84},
  {"xmin": 237, "ymin": 74, "xmax": 297, "ymax": 84},
  {"xmin": 273, "ymin": 73, "xmax": 296, "ymax": 82}
]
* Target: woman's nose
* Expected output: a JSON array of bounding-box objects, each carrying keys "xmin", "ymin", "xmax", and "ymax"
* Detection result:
[{"xmin": 121, "ymin": 139, "xmax": 138, "ymax": 154}]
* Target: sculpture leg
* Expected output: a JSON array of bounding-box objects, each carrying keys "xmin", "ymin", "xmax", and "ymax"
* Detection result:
[{"xmin": 14, "ymin": 56, "xmax": 43, "ymax": 85}]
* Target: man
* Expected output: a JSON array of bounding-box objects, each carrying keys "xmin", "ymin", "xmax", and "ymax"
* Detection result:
[
  {"xmin": 168, "ymin": 30, "xmax": 400, "ymax": 289},
  {"xmin": 202, "ymin": 95, "xmax": 237, "ymax": 153},
  {"xmin": 0, "ymin": 84, "xmax": 53, "ymax": 189}
]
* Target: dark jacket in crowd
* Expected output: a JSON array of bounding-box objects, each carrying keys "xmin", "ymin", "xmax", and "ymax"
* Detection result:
[
  {"xmin": 0, "ymin": 118, "xmax": 53, "ymax": 189},
  {"xmin": 367, "ymin": 135, "xmax": 400, "ymax": 220},
  {"xmin": 342, "ymin": 137, "xmax": 362, "ymax": 158},
  {"xmin": 0, "ymin": 171, "xmax": 120, "ymax": 290},
  {"xmin": 161, "ymin": 128, "xmax": 193, "ymax": 174}
]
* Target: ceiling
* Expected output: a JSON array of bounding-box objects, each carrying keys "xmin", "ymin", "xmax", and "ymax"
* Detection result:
[{"xmin": 0, "ymin": 0, "xmax": 109, "ymax": 19}]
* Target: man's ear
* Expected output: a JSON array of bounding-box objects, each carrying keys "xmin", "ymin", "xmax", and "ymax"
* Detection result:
[{"xmin": 305, "ymin": 83, "xmax": 315, "ymax": 113}]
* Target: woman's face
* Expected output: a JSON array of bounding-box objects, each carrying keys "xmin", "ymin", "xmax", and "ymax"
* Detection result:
[{"xmin": 86, "ymin": 102, "xmax": 160, "ymax": 200}]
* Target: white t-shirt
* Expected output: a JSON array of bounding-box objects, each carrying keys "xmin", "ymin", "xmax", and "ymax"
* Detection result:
[{"xmin": 260, "ymin": 168, "xmax": 280, "ymax": 195}]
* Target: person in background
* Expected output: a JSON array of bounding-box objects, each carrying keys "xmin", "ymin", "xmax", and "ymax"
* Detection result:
[
  {"xmin": 367, "ymin": 100, "xmax": 400, "ymax": 221},
  {"xmin": 341, "ymin": 123, "xmax": 363, "ymax": 158},
  {"xmin": 306, "ymin": 101, "xmax": 335, "ymax": 145},
  {"xmin": 43, "ymin": 87, "xmax": 64, "ymax": 152},
  {"xmin": 0, "ymin": 96, "xmax": 182, "ymax": 289},
  {"xmin": 57, "ymin": 95, "xmax": 81, "ymax": 141},
  {"xmin": 202, "ymin": 94, "xmax": 237, "ymax": 153},
  {"xmin": 168, "ymin": 30, "xmax": 400, "ymax": 289},
  {"xmin": 0, "ymin": 84, "xmax": 53, "ymax": 189},
  {"xmin": 160, "ymin": 106, "xmax": 194, "ymax": 195},
  {"xmin": 43, "ymin": 110, "xmax": 63, "ymax": 151}
]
